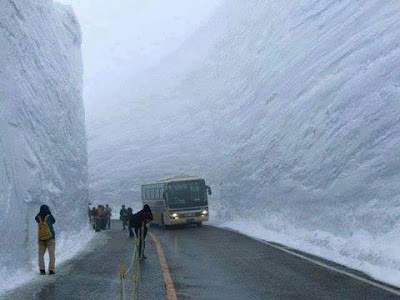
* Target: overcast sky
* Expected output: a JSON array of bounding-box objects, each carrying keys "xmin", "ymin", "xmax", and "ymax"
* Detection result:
[{"xmin": 57, "ymin": 0, "xmax": 223, "ymax": 112}]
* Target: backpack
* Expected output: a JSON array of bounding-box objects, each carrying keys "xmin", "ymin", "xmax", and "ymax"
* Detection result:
[{"xmin": 38, "ymin": 215, "xmax": 52, "ymax": 241}]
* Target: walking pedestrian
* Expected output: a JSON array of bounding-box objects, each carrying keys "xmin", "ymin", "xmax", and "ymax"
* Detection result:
[
  {"xmin": 90, "ymin": 207, "xmax": 97, "ymax": 230},
  {"xmin": 96, "ymin": 205, "xmax": 107, "ymax": 230},
  {"xmin": 132, "ymin": 205, "xmax": 153, "ymax": 260},
  {"xmin": 127, "ymin": 207, "xmax": 134, "ymax": 237},
  {"xmin": 35, "ymin": 205, "xmax": 56, "ymax": 275},
  {"xmin": 119, "ymin": 205, "xmax": 128, "ymax": 230},
  {"xmin": 105, "ymin": 204, "xmax": 112, "ymax": 229}
]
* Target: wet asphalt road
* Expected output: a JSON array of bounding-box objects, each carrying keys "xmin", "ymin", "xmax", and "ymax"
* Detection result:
[
  {"xmin": 154, "ymin": 225, "xmax": 400, "ymax": 300},
  {"xmin": 4, "ymin": 221, "xmax": 400, "ymax": 299}
]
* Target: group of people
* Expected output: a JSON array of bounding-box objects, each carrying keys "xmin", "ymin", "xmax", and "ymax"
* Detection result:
[
  {"xmin": 34, "ymin": 203, "xmax": 152, "ymax": 275},
  {"xmin": 89, "ymin": 204, "xmax": 112, "ymax": 232},
  {"xmin": 120, "ymin": 204, "xmax": 153, "ymax": 259}
]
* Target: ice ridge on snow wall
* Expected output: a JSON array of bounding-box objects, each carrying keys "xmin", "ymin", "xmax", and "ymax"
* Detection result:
[
  {"xmin": 87, "ymin": 0, "xmax": 400, "ymax": 285},
  {"xmin": 0, "ymin": 0, "xmax": 87, "ymax": 288}
]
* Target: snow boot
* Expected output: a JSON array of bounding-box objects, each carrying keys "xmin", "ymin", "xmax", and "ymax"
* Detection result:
[
  {"xmin": 49, "ymin": 270, "xmax": 55, "ymax": 275},
  {"xmin": 40, "ymin": 270, "xmax": 46, "ymax": 275}
]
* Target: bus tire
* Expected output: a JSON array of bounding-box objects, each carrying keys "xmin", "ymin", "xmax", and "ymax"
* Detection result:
[{"xmin": 197, "ymin": 222, "xmax": 203, "ymax": 227}]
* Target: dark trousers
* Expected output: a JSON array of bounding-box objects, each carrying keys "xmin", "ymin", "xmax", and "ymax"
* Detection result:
[
  {"xmin": 129, "ymin": 225, "xmax": 134, "ymax": 237},
  {"xmin": 95, "ymin": 217, "xmax": 102, "ymax": 232},
  {"xmin": 134, "ymin": 226, "xmax": 148, "ymax": 258},
  {"xmin": 101, "ymin": 218, "xmax": 107, "ymax": 230},
  {"xmin": 121, "ymin": 218, "xmax": 127, "ymax": 230}
]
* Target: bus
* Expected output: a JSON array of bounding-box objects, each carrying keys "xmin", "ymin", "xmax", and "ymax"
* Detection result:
[{"xmin": 141, "ymin": 176, "xmax": 212, "ymax": 227}]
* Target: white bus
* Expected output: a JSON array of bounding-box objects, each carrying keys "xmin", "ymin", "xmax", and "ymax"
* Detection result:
[{"xmin": 142, "ymin": 176, "xmax": 212, "ymax": 227}]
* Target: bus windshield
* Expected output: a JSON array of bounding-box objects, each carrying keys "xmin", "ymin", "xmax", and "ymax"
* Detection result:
[{"xmin": 167, "ymin": 181, "xmax": 207, "ymax": 208}]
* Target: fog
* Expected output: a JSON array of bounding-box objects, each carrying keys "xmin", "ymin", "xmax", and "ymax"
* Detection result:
[{"xmin": 58, "ymin": 0, "xmax": 223, "ymax": 115}]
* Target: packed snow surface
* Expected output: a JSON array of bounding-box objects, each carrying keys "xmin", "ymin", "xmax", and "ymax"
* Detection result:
[
  {"xmin": 0, "ymin": 0, "xmax": 89, "ymax": 293},
  {"xmin": 86, "ymin": 0, "xmax": 400, "ymax": 286}
]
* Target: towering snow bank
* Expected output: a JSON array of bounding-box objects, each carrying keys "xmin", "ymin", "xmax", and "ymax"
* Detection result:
[
  {"xmin": 0, "ymin": 0, "xmax": 88, "ymax": 291},
  {"xmin": 88, "ymin": 1, "xmax": 400, "ymax": 285}
]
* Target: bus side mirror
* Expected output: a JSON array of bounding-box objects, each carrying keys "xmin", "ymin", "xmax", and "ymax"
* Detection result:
[{"xmin": 206, "ymin": 186, "xmax": 212, "ymax": 195}]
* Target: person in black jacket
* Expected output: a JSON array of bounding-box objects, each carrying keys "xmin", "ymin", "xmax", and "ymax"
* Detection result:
[
  {"xmin": 105, "ymin": 204, "xmax": 112, "ymax": 229},
  {"xmin": 131, "ymin": 205, "xmax": 153, "ymax": 260},
  {"xmin": 119, "ymin": 205, "xmax": 128, "ymax": 230},
  {"xmin": 35, "ymin": 205, "xmax": 56, "ymax": 275},
  {"xmin": 126, "ymin": 207, "xmax": 134, "ymax": 237}
]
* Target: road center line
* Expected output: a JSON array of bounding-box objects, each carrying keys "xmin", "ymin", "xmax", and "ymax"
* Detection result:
[
  {"xmin": 149, "ymin": 232, "xmax": 177, "ymax": 300},
  {"xmin": 222, "ymin": 227, "xmax": 400, "ymax": 296}
]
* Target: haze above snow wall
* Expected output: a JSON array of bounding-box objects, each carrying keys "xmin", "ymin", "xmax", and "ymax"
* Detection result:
[
  {"xmin": 87, "ymin": 1, "xmax": 400, "ymax": 285},
  {"xmin": 0, "ymin": 0, "xmax": 88, "ymax": 291}
]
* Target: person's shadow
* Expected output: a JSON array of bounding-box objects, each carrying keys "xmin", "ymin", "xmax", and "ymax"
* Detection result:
[{"xmin": 33, "ymin": 283, "xmax": 56, "ymax": 300}]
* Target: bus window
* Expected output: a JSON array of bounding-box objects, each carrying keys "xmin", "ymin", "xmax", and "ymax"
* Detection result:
[
  {"xmin": 190, "ymin": 184, "xmax": 202, "ymax": 203},
  {"xmin": 168, "ymin": 181, "xmax": 207, "ymax": 208}
]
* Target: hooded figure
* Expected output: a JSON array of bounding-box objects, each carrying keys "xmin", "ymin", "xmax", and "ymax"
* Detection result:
[{"xmin": 35, "ymin": 205, "xmax": 56, "ymax": 275}]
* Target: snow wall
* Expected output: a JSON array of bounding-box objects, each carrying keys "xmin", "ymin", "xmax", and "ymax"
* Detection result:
[
  {"xmin": 0, "ymin": 0, "xmax": 89, "ymax": 292},
  {"xmin": 87, "ymin": 1, "xmax": 400, "ymax": 285}
]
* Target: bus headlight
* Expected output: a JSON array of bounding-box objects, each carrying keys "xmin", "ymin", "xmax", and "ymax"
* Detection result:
[
  {"xmin": 170, "ymin": 213, "xmax": 179, "ymax": 218},
  {"xmin": 201, "ymin": 210, "xmax": 208, "ymax": 215}
]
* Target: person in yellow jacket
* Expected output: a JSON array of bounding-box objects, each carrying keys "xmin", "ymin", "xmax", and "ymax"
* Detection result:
[{"xmin": 35, "ymin": 205, "xmax": 56, "ymax": 275}]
